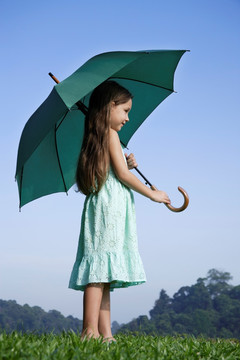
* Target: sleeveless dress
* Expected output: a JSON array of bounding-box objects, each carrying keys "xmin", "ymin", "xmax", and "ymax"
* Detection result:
[{"xmin": 68, "ymin": 147, "xmax": 146, "ymax": 292}]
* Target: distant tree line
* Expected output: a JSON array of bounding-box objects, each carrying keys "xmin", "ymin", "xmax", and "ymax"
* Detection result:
[
  {"xmin": 0, "ymin": 300, "xmax": 83, "ymax": 334},
  {"xmin": 118, "ymin": 269, "xmax": 240, "ymax": 339},
  {"xmin": 1, "ymin": 269, "xmax": 239, "ymax": 338}
]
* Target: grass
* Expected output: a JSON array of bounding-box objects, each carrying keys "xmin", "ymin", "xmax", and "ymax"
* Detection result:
[{"xmin": 0, "ymin": 332, "xmax": 240, "ymax": 360}]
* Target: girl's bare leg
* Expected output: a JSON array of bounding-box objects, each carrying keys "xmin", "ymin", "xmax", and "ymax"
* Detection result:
[
  {"xmin": 81, "ymin": 283, "xmax": 104, "ymax": 340},
  {"xmin": 98, "ymin": 283, "xmax": 116, "ymax": 342}
]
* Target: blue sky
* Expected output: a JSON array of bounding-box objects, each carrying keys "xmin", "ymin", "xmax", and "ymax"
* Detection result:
[{"xmin": 1, "ymin": 0, "xmax": 240, "ymax": 324}]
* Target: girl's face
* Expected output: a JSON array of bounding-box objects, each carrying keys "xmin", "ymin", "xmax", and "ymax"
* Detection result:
[{"xmin": 110, "ymin": 99, "xmax": 132, "ymax": 132}]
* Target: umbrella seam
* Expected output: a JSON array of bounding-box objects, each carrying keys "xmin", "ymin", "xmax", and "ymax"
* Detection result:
[
  {"xmin": 56, "ymin": 110, "xmax": 71, "ymax": 131},
  {"xmin": 110, "ymin": 77, "xmax": 175, "ymax": 93},
  {"xmin": 54, "ymin": 124, "xmax": 68, "ymax": 195}
]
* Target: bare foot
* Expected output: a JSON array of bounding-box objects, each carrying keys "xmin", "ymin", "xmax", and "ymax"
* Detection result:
[
  {"xmin": 81, "ymin": 330, "xmax": 100, "ymax": 341},
  {"xmin": 102, "ymin": 336, "xmax": 116, "ymax": 343}
]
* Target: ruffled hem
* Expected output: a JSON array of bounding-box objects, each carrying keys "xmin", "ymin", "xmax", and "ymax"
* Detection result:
[
  {"xmin": 68, "ymin": 251, "xmax": 146, "ymax": 292},
  {"xmin": 69, "ymin": 279, "xmax": 146, "ymax": 292}
]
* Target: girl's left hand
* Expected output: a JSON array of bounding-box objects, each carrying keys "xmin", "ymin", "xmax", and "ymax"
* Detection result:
[{"xmin": 125, "ymin": 153, "xmax": 138, "ymax": 170}]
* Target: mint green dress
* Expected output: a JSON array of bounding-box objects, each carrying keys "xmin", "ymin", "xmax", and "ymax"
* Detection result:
[{"xmin": 68, "ymin": 147, "xmax": 146, "ymax": 292}]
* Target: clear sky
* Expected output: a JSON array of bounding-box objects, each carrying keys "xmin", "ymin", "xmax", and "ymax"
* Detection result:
[{"xmin": 1, "ymin": 0, "xmax": 240, "ymax": 324}]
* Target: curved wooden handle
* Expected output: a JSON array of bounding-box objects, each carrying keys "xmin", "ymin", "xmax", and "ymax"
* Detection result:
[{"xmin": 165, "ymin": 186, "xmax": 189, "ymax": 212}]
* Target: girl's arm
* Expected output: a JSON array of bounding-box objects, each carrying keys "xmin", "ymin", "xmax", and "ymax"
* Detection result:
[{"xmin": 109, "ymin": 129, "xmax": 170, "ymax": 204}]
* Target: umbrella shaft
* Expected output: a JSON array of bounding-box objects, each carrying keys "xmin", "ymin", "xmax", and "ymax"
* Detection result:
[{"xmin": 134, "ymin": 167, "xmax": 152, "ymax": 187}]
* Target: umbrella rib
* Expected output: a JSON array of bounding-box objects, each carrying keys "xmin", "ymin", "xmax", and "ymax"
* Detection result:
[
  {"xmin": 56, "ymin": 110, "xmax": 70, "ymax": 130},
  {"xmin": 54, "ymin": 124, "xmax": 68, "ymax": 194},
  {"xmin": 111, "ymin": 77, "xmax": 175, "ymax": 93}
]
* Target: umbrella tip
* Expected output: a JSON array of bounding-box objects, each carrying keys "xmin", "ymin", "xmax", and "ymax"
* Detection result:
[{"xmin": 49, "ymin": 72, "xmax": 60, "ymax": 84}]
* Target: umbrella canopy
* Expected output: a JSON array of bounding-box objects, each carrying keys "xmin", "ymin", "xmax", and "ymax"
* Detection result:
[{"xmin": 15, "ymin": 50, "xmax": 187, "ymax": 208}]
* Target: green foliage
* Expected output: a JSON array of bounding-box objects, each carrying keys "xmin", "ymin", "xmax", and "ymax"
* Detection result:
[
  {"xmin": 0, "ymin": 332, "xmax": 239, "ymax": 360},
  {"xmin": 119, "ymin": 269, "xmax": 240, "ymax": 339},
  {"xmin": 206, "ymin": 269, "xmax": 233, "ymax": 298},
  {"xmin": 0, "ymin": 300, "xmax": 82, "ymax": 334}
]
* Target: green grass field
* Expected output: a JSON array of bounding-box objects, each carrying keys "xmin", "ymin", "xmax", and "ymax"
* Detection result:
[{"xmin": 0, "ymin": 332, "xmax": 240, "ymax": 359}]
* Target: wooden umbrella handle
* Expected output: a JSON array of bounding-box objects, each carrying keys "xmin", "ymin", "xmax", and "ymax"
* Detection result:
[
  {"xmin": 150, "ymin": 185, "xmax": 189, "ymax": 212},
  {"xmin": 166, "ymin": 186, "xmax": 189, "ymax": 212}
]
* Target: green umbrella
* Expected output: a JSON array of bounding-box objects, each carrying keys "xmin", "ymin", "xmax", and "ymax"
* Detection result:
[{"xmin": 15, "ymin": 50, "xmax": 189, "ymax": 210}]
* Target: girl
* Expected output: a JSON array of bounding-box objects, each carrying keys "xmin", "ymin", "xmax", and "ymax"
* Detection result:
[{"xmin": 69, "ymin": 81, "xmax": 170, "ymax": 342}]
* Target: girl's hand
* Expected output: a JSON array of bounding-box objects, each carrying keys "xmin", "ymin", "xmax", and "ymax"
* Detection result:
[
  {"xmin": 150, "ymin": 185, "xmax": 171, "ymax": 204},
  {"xmin": 125, "ymin": 153, "xmax": 138, "ymax": 170}
]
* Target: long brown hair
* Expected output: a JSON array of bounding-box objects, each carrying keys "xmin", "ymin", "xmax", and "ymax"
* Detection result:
[{"xmin": 76, "ymin": 81, "xmax": 133, "ymax": 195}]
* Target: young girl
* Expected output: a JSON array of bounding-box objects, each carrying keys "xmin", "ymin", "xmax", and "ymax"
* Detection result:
[{"xmin": 69, "ymin": 81, "xmax": 170, "ymax": 342}]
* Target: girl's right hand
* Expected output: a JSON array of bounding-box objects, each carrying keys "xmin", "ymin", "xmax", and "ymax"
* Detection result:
[{"xmin": 150, "ymin": 185, "xmax": 171, "ymax": 204}]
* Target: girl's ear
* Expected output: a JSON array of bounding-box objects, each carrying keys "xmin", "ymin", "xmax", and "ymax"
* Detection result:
[{"xmin": 111, "ymin": 101, "xmax": 116, "ymax": 108}]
